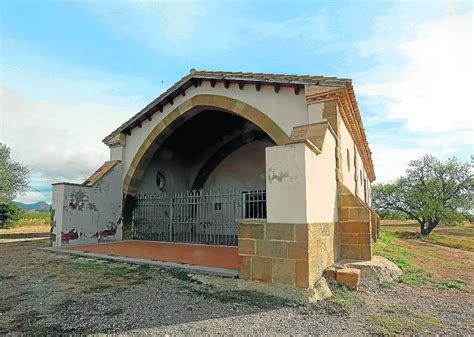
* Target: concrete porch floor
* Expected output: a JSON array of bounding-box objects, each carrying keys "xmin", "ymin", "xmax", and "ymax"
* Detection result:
[{"xmin": 60, "ymin": 240, "xmax": 240, "ymax": 272}]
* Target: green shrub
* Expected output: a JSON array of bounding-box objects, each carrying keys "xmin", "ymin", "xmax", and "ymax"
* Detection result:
[{"xmin": 0, "ymin": 201, "xmax": 24, "ymax": 228}]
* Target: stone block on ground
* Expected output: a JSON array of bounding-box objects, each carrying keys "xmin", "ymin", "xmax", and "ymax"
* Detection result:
[
  {"xmin": 335, "ymin": 267, "xmax": 360, "ymax": 289},
  {"xmin": 323, "ymin": 266, "xmax": 336, "ymax": 281}
]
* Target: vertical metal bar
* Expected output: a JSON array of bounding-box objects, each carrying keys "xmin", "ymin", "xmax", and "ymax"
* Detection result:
[{"xmin": 169, "ymin": 195, "xmax": 173, "ymax": 241}]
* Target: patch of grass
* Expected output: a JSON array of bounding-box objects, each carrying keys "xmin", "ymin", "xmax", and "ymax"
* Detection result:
[
  {"xmin": 14, "ymin": 310, "xmax": 43, "ymax": 328},
  {"xmin": 379, "ymin": 281, "xmax": 395, "ymax": 289},
  {"xmin": 71, "ymin": 259, "xmax": 153, "ymax": 283},
  {"xmin": 28, "ymin": 324, "xmax": 66, "ymax": 337},
  {"xmin": 0, "ymin": 294, "xmax": 19, "ymax": 313},
  {"xmin": 375, "ymin": 230, "xmax": 469, "ymax": 290},
  {"xmin": 373, "ymin": 232, "xmax": 414, "ymax": 271},
  {"xmin": 54, "ymin": 298, "xmax": 77, "ymax": 310},
  {"xmin": 86, "ymin": 283, "xmax": 112, "ymax": 292},
  {"xmin": 328, "ymin": 283, "xmax": 363, "ymax": 314},
  {"xmin": 105, "ymin": 307, "xmax": 124, "ymax": 316},
  {"xmin": 110, "ymin": 266, "xmax": 131, "ymax": 277},
  {"xmin": 72, "ymin": 260, "xmax": 108, "ymax": 272},
  {"xmin": 422, "ymin": 233, "xmax": 474, "ymax": 252},
  {"xmin": 373, "ymin": 306, "xmax": 441, "ymax": 335},
  {"xmin": 434, "ymin": 278, "xmax": 466, "ymax": 290},
  {"xmin": 6, "ymin": 212, "xmax": 51, "ymax": 229}
]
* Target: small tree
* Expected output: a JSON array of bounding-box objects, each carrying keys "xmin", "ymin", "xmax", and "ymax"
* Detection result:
[
  {"xmin": 0, "ymin": 144, "xmax": 29, "ymax": 228},
  {"xmin": 0, "ymin": 201, "xmax": 24, "ymax": 228},
  {"xmin": 0, "ymin": 143, "xmax": 29, "ymax": 203},
  {"xmin": 373, "ymin": 155, "xmax": 473, "ymax": 236}
]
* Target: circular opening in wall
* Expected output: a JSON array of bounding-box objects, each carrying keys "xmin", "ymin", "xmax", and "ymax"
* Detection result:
[{"xmin": 156, "ymin": 172, "xmax": 166, "ymax": 191}]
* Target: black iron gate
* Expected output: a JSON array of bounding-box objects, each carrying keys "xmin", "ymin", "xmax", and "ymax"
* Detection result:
[{"xmin": 132, "ymin": 189, "xmax": 266, "ymax": 246}]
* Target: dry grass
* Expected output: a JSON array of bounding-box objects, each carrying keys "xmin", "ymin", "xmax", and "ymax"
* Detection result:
[
  {"xmin": 381, "ymin": 221, "xmax": 474, "ymax": 252},
  {"xmin": 0, "ymin": 225, "xmax": 50, "ymax": 235}
]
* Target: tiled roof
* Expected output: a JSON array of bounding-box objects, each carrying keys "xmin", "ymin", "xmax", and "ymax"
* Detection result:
[
  {"xmin": 102, "ymin": 70, "xmax": 351, "ymax": 143},
  {"xmin": 83, "ymin": 160, "xmax": 120, "ymax": 187},
  {"xmin": 190, "ymin": 69, "xmax": 350, "ymax": 86}
]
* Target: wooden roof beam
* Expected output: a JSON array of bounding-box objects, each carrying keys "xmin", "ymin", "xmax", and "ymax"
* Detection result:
[
  {"xmin": 274, "ymin": 83, "xmax": 280, "ymax": 93},
  {"xmin": 294, "ymin": 85, "xmax": 300, "ymax": 95}
]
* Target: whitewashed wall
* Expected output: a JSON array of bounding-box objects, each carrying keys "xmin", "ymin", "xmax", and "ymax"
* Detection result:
[
  {"xmin": 116, "ymin": 83, "xmax": 311, "ymax": 182},
  {"xmin": 204, "ymin": 140, "xmax": 270, "ymax": 191},
  {"xmin": 51, "ymin": 163, "xmax": 123, "ymax": 246},
  {"xmin": 266, "ymin": 131, "xmax": 338, "ymax": 224}
]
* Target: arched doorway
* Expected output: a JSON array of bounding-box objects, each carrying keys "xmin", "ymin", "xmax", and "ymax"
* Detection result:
[{"xmin": 123, "ymin": 94, "xmax": 289, "ymax": 244}]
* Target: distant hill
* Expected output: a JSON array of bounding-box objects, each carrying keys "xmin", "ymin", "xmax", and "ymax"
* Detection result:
[{"xmin": 14, "ymin": 201, "xmax": 51, "ymax": 213}]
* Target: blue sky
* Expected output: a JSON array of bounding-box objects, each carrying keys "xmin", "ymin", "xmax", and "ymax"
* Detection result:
[{"xmin": 0, "ymin": 0, "xmax": 472, "ymax": 203}]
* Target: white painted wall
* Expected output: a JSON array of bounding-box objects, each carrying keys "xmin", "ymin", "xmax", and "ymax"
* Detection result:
[
  {"xmin": 305, "ymin": 132, "xmax": 338, "ymax": 223},
  {"xmin": 204, "ymin": 140, "xmax": 270, "ymax": 191},
  {"xmin": 308, "ymin": 102, "xmax": 325, "ymax": 124},
  {"xmin": 266, "ymin": 143, "xmax": 308, "ymax": 224},
  {"xmin": 338, "ymin": 110, "xmax": 372, "ymax": 203},
  {"xmin": 119, "ymin": 82, "xmax": 311, "ymax": 184},
  {"xmin": 266, "ymin": 132, "xmax": 338, "ymax": 224},
  {"xmin": 51, "ymin": 163, "xmax": 124, "ymax": 246}
]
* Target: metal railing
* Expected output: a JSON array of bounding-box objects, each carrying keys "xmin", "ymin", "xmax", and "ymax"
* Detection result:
[{"xmin": 132, "ymin": 188, "xmax": 266, "ymax": 246}]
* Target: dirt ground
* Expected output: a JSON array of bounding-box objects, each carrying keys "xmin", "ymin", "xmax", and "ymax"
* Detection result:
[{"xmin": 1, "ymin": 233, "xmax": 473, "ymax": 335}]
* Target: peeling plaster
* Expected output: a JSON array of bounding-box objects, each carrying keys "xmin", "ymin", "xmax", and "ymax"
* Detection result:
[
  {"xmin": 87, "ymin": 203, "xmax": 98, "ymax": 211},
  {"xmin": 68, "ymin": 189, "xmax": 89, "ymax": 211},
  {"xmin": 61, "ymin": 229, "xmax": 79, "ymax": 243},
  {"xmin": 266, "ymin": 168, "xmax": 292, "ymax": 183}
]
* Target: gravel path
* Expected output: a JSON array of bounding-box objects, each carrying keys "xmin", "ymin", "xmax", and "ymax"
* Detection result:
[{"xmin": 1, "ymin": 240, "xmax": 472, "ymax": 335}]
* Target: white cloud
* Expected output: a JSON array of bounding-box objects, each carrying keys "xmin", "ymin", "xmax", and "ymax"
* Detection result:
[
  {"xmin": 0, "ymin": 64, "xmax": 163, "ymax": 202},
  {"xmin": 357, "ymin": 10, "xmax": 473, "ymax": 183},
  {"xmin": 359, "ymin": 12, "xmax": 473, "ymax": 134},
  {"xmin": 14, "ymin": 191, "xmax": 51, "ymax": 204},
  {"xmin": 371, "ymin": 144, "xmax": 426, "ymax": 182},
  {"xmin": 0, "ymin": 85, "xmax": 128, "ymax": 182}
]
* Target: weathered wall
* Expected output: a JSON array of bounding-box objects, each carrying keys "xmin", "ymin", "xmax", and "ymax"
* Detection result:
[
  {"xmin": 116, "ymin": 83, "xmax": 315, "ymax": 184},
  {"xmin": 137, "ymin": 135, "xmax": 271, "ymax": 196},
  {"xmin": 51, "ymin": 162, "xmax": 123, "ymax": 246},
  {"xmin": 204, "ymin": 140, "xmax": 270, "ymax": 191},
  {"xmin": 266, "ymin": 133, "xmax": 338, "ymax": 224},
  {"xmin": 266, "ymin": 143, "xmax": 308, "ymax": 224}
]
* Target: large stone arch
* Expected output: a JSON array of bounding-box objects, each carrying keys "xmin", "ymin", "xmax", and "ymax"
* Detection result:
[{"xmin": 122, "ymin": 94, "xmax": 289, "ymax": 230}]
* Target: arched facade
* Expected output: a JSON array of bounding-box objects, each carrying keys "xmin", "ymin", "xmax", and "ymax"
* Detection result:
[
  {"xmin": 121, "ymin": 94, "xmax": 290, "ymax": 224},
  {"xmin": 123, "ymin": 94, "xmax": 289, "ymax": 197}
]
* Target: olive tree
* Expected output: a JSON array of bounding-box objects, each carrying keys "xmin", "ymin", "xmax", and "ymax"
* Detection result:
[
  {"xmin": 0, "ymin": 144, "xmax": 29, "ymax": 227},
  {"xmin": 0, "ymin": 143, "xmax": 29, "ymax": 203},
  {"xmin": 372, "ymin": 155, "xmax": 472, "ymax": 236}
]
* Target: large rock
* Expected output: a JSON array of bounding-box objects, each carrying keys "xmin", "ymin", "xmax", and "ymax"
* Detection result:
[{"xmin": 342, "ymin": 255, "xmax": 402, "ymax": 283}]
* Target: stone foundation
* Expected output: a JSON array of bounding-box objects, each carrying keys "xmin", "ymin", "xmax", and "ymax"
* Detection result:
[{"xmin": 238, "ymin": 220, "xmax": 336, "ymax": 291}]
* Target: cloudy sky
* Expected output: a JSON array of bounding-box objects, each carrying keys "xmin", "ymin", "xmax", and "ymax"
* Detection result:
[{"xmin": 0, "ymin": 0, "xmax": 472, "ymax": 204}]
